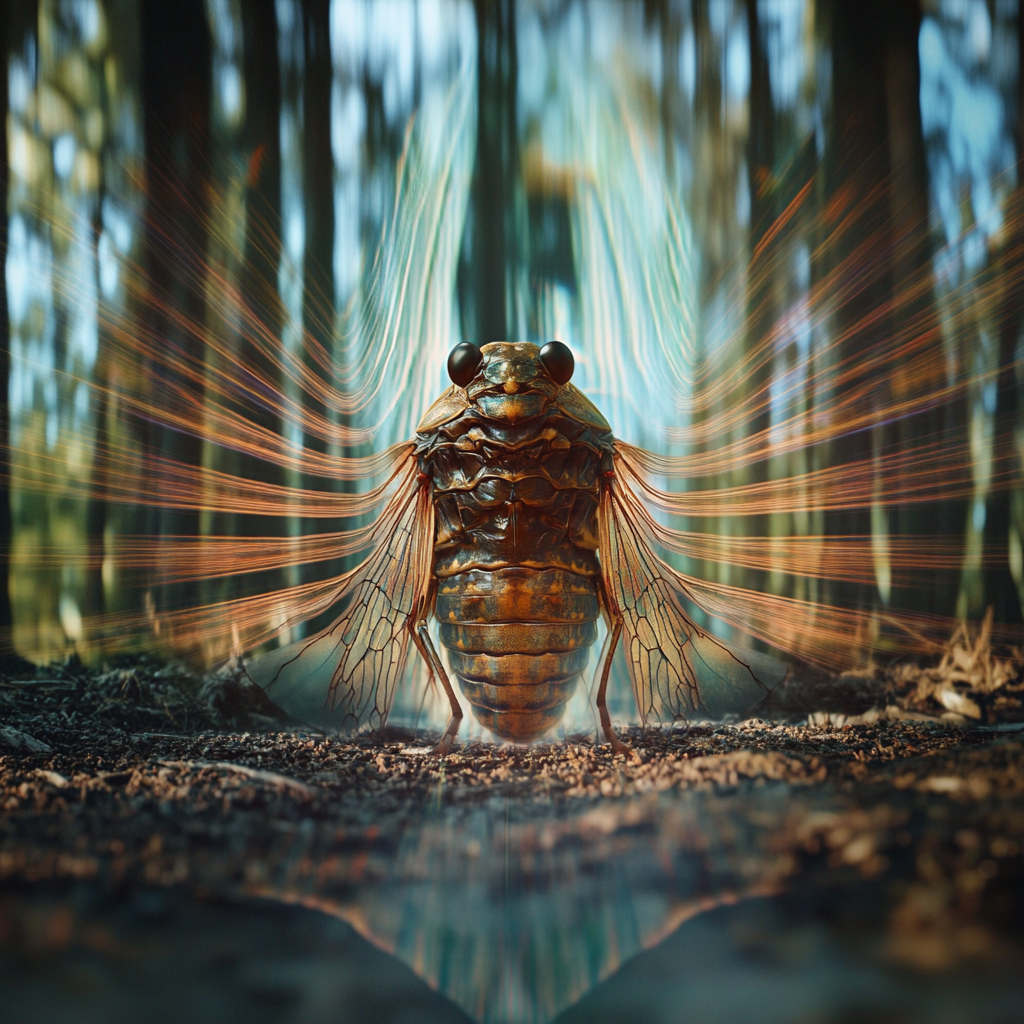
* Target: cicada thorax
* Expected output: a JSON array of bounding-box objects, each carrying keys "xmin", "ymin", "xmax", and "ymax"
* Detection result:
[{"xmin": 417, "ymin": 401, "xmax": 614, "ymax": 743}]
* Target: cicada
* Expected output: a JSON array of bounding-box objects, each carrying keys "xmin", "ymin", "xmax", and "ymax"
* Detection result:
[{"xmin": 250, "ymin": 339, "xmax": 785, "ymax": 752}]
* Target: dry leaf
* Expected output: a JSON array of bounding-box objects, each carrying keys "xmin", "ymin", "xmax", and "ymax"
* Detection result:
[{"xmin": 936, "ymin": 687, "xmax": 981, "ymax": 720}]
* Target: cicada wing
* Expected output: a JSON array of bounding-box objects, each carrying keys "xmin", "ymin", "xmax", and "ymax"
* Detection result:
[
  {"xmin": 598, "ymin": 474, "xmax": 785, "ymax": 724},
  {"xmin": 680, "ymin": 631, "xmax": 788, "ymax": 720},
  {"xmin": 247, "ymin": 468, "xmax": 434, "ymax": 733}
]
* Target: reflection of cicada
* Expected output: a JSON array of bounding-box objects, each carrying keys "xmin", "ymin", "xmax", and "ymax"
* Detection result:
[{"xmin": 251, "ymin": 339, "xmax": 785, "ymax": 752}]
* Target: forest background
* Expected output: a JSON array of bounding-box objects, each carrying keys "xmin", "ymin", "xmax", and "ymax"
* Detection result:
[{"xmin": 1, "ymin": 0, "xmax": 1022, "ymax": 681}]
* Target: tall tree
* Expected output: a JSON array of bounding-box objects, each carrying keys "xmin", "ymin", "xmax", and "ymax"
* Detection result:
[
  {"xmin": 740, "ymin": 0, "xmax": 776, "ymax": 602},
  {"xmin": 745, "ymin": 0, "xmax": 774, "ymax": 249},
  {"xmin": 822, "ymin": 0, "xmax": 969, "ymax": 626},
  {"xmin": 238, "ymin": 0, "xmax": 286, "ymax": 602},
  {"xmin": 0, "ymin": 2, "xmax": 14, "ymax": 661},
  {"xmin": 472, "ymin": 0, "xmax": 518, "ymax": 344},
  {"xmin": 139, "ymin": 0, "xmax": 212, "ymax": 619},
  {"xmin": 300, "ymin": 0, "xmax": 335, "ymax": 602},
  {"xmin": 0, "ymin": 0, "xmax": 38, "ymax": 665},
  {"xmin": 690, "ymin": 0, "xmax": 750, "ymax": 597},
  {"xmin": 85, "ymin": 6, "xmax": 113, "ymax": 626},
  {"xmin": 819, "ymin": 0, "xmax": 901, "ymax": 620},
  {"xmin": 883, "ymin": 0, "xmax": 959, "ymax": 619},
  {"xmin": 981, "ymin": 5, "xmax": 1024, "ymax": 625}
]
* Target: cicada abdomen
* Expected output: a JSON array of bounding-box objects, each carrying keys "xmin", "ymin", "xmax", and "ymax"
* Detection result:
[
  {"xmin": 435, "ymin": 569, "xmax": 597, "ymax": 742},
  {"xmin": 417, "ymin": 341, "xmax": 613, "ymax": 743}
]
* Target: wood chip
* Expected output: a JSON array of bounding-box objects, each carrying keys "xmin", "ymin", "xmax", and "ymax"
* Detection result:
[
  {"xmin": 0, "ymin": 725, "xmax": 53, "ymax": 754},
  {"xmin": 157, "ymin": 759, "xmax": 317, "ymax": 799}
]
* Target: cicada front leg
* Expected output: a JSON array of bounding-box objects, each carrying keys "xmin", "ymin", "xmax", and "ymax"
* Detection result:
[
  {"xmin": 408, "ymin": 580, "xmax": 463, "ymax": 756},
  {"xmin": 596, "ymin": 576, "xmax": 631, "ymax": 755}
]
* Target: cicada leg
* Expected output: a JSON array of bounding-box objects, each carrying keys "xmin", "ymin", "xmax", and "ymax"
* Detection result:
[
  {"xmin": 596, "ymin": 576, "xmax": 631, "ymax": 755},
  {"xmin": 408, "ymin": 580, "xmax": 463, "ymax": 756}
]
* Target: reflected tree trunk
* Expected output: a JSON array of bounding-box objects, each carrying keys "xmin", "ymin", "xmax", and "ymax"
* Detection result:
[{"xmin": 140, "ymin": 0, "xmax": 212, "ymax": 622}]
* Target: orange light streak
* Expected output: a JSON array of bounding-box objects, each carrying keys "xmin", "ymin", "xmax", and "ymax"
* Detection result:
[
  {"xmin": 615, "ymin": 436, "xmax": 1018, "ymax": 519},
  {"xmin": 12, "ymin": 118, "xmax": 1024, "ymax": 683},
  {"xmin": 21, "ymin": 438, "xmax": 416, "ymax": 518}
]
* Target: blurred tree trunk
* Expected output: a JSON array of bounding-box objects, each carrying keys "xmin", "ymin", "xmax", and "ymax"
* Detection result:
[
  {"xmin": 301, "ymin": 0, "xmax": 333, "ymax": 421},
  {"xmin": 690, "ymin": 0, "xmax": 724, "ymax": 595},
  {"xmin": 239, "ymin": 0, "xmax": 286, "ymax": 603},
  {"xmin": 883, "ymin": 0, "xmax": 961, "ymax": 619},
  {"xmin": 653, "ymin": 0, "xmax": 683, "ymax": 185},
  {"xmin": 0, "ymin": 3, "xmax": 14, "ymax": 661},
  {"xmin": 300, "ymin": 0, "xmax": 334, "ymax": 601},
  {"xmin": 742, "ymin": 0, "xmax": 775, "ymax": 601},
  {"xmin": 300, "ymin": 0, "xmax": 333, "ymax": 383},
  {"xmin": 82, "ymin": 1, "xmax": 145, "ymax": 646},
  {"xmin": 745, "ymin": 0, "xmax": 774, "ymax": 251},
  {"xmin": 691, "ymin": 0, "xmax": 723, "ymax": 284},
  {"xmin": 822, "ymin": 0, "xmax": 965, "ymax": 626},
  {"xmin": 0, "ymin": 0, "xmax": 38, "ymax": 665},
  {"xmin": 83, "ymin": 253, "xmax": 108, "ymax": 627},
  {"xmin": 139, "ymin": 0, "xmax": 212, "ymax": 622},
  {"xmin": 85, "ymin": 13, "xmax": 113, "ymax": 626},
  {"xmin": 820, "ymin": 0, "xmax": 907, "ymax": 625},
  {"xmin": 473, "ymin": 0, "xmax": 518, "ymax": 344},
  {"xmin": 981, "ymin": 7, "xmax": 1024, "ymax": 625}
]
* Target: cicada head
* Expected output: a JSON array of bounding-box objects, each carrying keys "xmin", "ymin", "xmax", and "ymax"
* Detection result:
[{"xmin": 453, "ymin": 341, "xmax": 573, "ymax": 424}]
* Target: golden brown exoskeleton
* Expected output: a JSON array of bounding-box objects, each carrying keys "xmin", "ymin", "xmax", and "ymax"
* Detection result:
[
  {"xmin": 419, "ymin": 341, "xmax": 613, "ymax": 745},
  {"xmin": 251, "ymin": 341, "xmax": 785, "ymax": 753}
]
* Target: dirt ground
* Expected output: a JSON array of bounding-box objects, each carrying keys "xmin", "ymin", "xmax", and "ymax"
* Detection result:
[{"xmin": 1, "ymin": 642, "xmax": 1023, "ymax": 1023}]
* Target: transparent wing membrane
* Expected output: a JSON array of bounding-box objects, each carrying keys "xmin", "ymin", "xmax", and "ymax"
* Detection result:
[
  {"xmin": 599, "ymin": 468, "xmax": 785, "ymax": 723},
  {"xmin": 246, "ymin": 466, "xmax": 433, "ymax": 732}
]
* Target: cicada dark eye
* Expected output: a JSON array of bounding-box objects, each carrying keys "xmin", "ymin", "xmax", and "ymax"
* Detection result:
[
  {"xmin": 539, "ymin": 341, "xmax": 574, "ymax": 385},
  {"xmin": 447, "ymin": 342, "xmax": 483, "ymax": 387}
]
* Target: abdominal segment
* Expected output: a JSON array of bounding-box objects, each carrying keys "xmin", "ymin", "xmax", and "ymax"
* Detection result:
[{"xmin": 435, "ymin": 567, "xmax": 599, "ymax": 743}]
